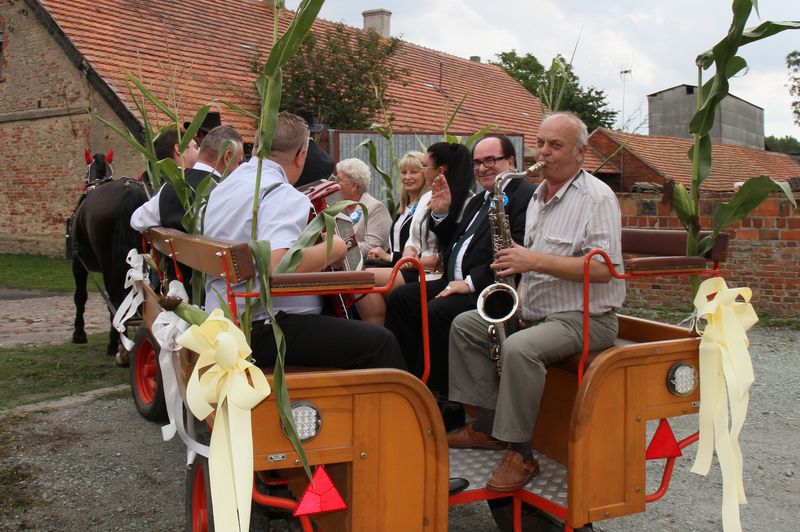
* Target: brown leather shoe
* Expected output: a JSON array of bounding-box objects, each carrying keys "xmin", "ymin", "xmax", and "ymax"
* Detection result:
[
  {"xmin": 446, "ymin": 424, "xmax": 507, "ymax": 450},
  {"xmin": 486, "ymin": 450, "xmax": 540, "ymax": 492}
]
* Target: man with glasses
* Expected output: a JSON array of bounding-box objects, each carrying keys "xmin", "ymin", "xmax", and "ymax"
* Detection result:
[{"xmin": 385, "ymin": 134, "xmax": 535, "ymax": 417}]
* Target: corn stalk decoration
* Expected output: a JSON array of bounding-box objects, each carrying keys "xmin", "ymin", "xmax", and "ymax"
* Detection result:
[
  {"xmin": 670, "ymin": 0, "xmax": 798, "ymax": 297},
  {"xmin": 237, "ymin": 0, "xmax": 325, "ymax": 481}
]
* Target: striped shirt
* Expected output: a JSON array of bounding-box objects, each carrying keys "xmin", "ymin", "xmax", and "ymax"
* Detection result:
[{"xmin": 518, "ymin": 169, "xmax": 626, "ymax": 322}]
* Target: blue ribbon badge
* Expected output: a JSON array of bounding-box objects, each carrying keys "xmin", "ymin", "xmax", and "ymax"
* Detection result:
[
  {"xmin": 502, "ymin": 193, "xmax": 509, "ymax": 207},
  {"xmin": 349, "ymin": 209, "xmax": 362, "ymax": 223}
]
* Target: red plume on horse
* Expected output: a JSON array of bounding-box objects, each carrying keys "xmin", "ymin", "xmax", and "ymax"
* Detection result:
[
  {"xmin": 68, "ymin": 148, "xmax": 148, "ymax": 358},
  {"xmin": 83, "ymin": 148, "xmax": 114, "ymax": 190}
]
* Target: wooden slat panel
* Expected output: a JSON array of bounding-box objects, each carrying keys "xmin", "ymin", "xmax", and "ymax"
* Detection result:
[{"xmin": 144, "ymin": 226, "xmax": 255, "ymax": 283}]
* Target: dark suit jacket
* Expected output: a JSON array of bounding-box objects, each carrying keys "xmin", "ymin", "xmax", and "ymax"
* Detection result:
[
  {"xmin": 158, "ymin": 168, "xmax": 219, "ymax": 231},
  {"xmin": 431, "ymin": 178, "xmax": 536, "ymax": 296}
]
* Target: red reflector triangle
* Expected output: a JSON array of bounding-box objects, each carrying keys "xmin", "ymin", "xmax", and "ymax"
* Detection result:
[
  {"xmin": 294, "ymin": 465, "xmax": 347, "ymax": 517},
  {"xmin": 646, "ymin": 419, "xmax": 682, "ymax": 460}
]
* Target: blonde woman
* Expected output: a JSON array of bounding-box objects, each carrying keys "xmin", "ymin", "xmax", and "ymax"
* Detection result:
[{"xmin": 365, "ymin": 151, "xmax": 429, "ymax": 268}]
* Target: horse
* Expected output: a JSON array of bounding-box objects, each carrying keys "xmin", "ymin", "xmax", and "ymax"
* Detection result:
[{"xmin": 68, "ymin": 150, "xmax": 149, "ymax": 357}]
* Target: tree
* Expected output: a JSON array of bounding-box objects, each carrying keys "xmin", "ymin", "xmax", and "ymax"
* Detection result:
[
  {"xmin": 492, "ymin": 50, "xmax": 618, "ymax": 131},
  {"xmin": 279, "ymin": 23, "xmax": 407, "ymax": 130},
  {"xmin": 765, "ymin": 134, "xmax": 800, "ymax": 153},
  {"xmin": 788, "ymin": 50, "xmax": 800, "ymax": 127}
]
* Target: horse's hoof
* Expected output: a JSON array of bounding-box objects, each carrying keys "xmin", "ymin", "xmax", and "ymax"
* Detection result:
[
  {"xmin": 115, "ymin": 349, "xmax": 130, "ymax": 368},
  {"xmin": 72, "ymin": 333, "xmax": 88, "ymax": 344}
]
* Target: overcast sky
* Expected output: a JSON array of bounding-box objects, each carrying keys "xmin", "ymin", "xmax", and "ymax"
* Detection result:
[{"xmin": 285, "ymin": 0, "xmax": 799, "ymax": 138}]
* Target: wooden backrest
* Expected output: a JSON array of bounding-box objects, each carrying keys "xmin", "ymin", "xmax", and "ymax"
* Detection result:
[
  {"xmin": 144, "ymin": 226, "xmax": 255, "ymax": 284},
  {"xmin": 622, "ymin": 228, "xmax": 729, "ymax": 261},
  {"xmin": 144, "ymin": 226, "xmax": 375, "ymax": 290},
  {"xmin": 621, "ymin": 228, "xmax": 729, "ymax": 275}
]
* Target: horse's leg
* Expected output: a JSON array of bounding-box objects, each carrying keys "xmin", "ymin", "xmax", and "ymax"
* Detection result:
[
  {"xmin": 107, "ymin": 309, "xmax": 120, "ymax": 357},
  {"xmin": 101, "ymin": 268, "xmax": 121, "ymax": 357},
  {"xmin": 72, "ymin": 258, "xmax": 88, "ymax": 344}
]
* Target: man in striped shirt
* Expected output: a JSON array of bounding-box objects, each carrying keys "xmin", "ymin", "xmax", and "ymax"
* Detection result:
[{"xmin": 446, "ymin": 112, "xmax": 626, "ymax": 492}]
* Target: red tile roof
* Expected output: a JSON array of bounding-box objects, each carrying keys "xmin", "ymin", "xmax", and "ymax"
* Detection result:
[
  {"xmin": 591, "ymin": 129, "xmax": 800, "ymax": 191},
  {"xmin": 39, "ymin": 0, "xmax": 550, "ymax": 152}
]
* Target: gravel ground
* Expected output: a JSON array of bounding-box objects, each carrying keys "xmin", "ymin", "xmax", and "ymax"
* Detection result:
[{"xmin": 0, "ymin": 292, "xmax": 797, "ymax": 531}]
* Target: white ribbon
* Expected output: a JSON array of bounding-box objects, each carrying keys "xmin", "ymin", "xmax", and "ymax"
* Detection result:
[
  {"xmin": 112, "ymin": 249, "xmax": 147, "ymax": 350},
  {"xmin": 691, "ymin": 277, "xmax": 757, "ymax": 532},
  {"xmin": 152, "ymin": 281, "xmax": 209, "ymax": 464}
]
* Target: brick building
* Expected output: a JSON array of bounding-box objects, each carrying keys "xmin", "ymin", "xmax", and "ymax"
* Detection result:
[{"xmin": 0, "ymin": 0, "xmax": 560, "ymax": 255}]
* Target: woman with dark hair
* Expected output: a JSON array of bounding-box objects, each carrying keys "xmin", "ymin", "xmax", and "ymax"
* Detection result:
[{"xmin": 357, "ymin": 143, "xmax": 475, "ymax": 325}]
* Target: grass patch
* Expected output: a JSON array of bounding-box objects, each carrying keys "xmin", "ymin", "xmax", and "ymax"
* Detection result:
[
  {"xmin": 0, "ymin": 333, "xmax": 127, "ymax": 410},
  {"xmin": 0, "ymin": 253, "xmax": 97, "ymax": 293}
]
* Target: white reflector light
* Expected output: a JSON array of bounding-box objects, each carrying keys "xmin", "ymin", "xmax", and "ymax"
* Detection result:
[
  {"xmin": 281, "ymin": 401, "xmax": 322, "ymax": 443},
  {"xmin": 667, "ymin": 363, "xmax": 698, "ymax": 396}
]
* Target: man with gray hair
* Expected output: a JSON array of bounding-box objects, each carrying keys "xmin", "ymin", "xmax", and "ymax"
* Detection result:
[
  {"xmin": 446, "ymin": 112, "xmax": 626, "ymax": 492},
  {"xmin": 203, "ymin": 112, "xmax": 405, "ymax": 372}
]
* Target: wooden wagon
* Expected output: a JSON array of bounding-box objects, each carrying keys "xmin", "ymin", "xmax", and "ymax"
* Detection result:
[{"xmin": 128, "ymin": 226, "xmax": 727, "ymax": 531}]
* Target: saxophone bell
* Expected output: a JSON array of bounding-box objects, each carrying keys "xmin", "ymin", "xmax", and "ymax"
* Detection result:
[{"xmin": 477, "ymin": 282, "xmax": 519, "ymax": 323}]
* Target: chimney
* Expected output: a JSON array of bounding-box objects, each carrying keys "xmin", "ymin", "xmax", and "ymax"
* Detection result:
[
  {"xmin": 362, "ymin": 9, "xmax": 391, "ymax": 38},
  {"xmin": 470, "ymin": 56, "xmax": 481, "ymax": 63}
]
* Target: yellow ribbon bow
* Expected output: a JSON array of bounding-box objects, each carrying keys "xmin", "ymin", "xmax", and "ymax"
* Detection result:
[
  {"xmin": 691, "ymin": 277, "xmax": 757, "ymax": 532},
  {"xmin": 177, "ymin": 309, "xmax": 271, "ymax": 532}
]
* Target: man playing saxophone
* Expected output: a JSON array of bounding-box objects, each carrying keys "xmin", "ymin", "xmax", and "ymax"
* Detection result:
[{"xmin": 446, "ymin": 112, "xmax": 626, "ymax": 492}]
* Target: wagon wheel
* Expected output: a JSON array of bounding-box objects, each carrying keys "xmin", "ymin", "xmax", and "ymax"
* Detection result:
[
  {"xmin": 488, "ymin": 498, "xmax": 594, "ymax": 532},
  {"xmin": 129, "ymin": 326, "xmax": 167, "ymax": 421},
  {"xmin": 186, "ymin": 451, "xmax": 214, "ymax": 532},
  {"xmin": 185, "ymin": 456, "xmax": 292, "ymax": 531}
]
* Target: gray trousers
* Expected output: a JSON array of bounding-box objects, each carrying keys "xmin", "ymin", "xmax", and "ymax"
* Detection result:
[{"xmin": 449, "ymin": 309, "xmax": 618, "ymax": 442}]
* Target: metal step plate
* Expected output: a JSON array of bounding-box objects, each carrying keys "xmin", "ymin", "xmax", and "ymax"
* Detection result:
[{"xmin": 449, "ymin": 448, "xmax": 568, "ymax": 507}]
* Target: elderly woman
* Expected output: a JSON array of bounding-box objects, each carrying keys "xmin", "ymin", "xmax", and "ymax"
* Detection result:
[{"xmin": 335, "ymin": 158, "xmax": 392, "ymax": 260}]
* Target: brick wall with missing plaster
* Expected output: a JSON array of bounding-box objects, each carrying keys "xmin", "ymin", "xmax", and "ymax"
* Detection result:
[
  {"xmin": 0, "ymin": 2, "xmax": 140, "ymax": 255},
  {"xmin": 619, "ymin": 192, "xmax": 800, "ymax": 318}
]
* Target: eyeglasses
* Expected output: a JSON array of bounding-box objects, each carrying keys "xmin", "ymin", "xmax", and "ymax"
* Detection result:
[{"xmin": 473, "ymin": 155, "xmax": 509, "ymax": 169}]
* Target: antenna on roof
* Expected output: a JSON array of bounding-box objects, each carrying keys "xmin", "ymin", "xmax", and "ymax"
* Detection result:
[{"xmin": 620, "ymin": 65, "xmax": 632, "ymax": 132}]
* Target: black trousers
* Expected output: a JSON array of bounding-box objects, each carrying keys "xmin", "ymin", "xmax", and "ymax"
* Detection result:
[
  {"xmin": 384, "ymin": 277, "xmax": 477, "ymax": 394},
  {"xmin": 251, "ymin": 312, "xmax": 406, "ymax": 371}
]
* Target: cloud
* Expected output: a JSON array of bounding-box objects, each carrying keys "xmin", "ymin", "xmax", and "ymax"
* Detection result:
[{"xmin": 293, "ymin": 0, "xmax": 800, "ymax": 137}]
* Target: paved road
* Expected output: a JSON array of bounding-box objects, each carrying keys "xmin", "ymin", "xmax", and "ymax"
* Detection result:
[{"xmin": 0, "ymin": 289, "xmax": 108, "ymax": 347}]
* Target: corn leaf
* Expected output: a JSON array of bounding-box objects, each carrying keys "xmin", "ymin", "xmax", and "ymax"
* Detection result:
[
  {"xmin": 672, "ymin": 183, "xmax": 693, "ymax": 230},
  {"xmin": 712, "ymin": 176, "xmax": 796, "ymax": 234},
  {"xmin": 123, "ymin": 69, "xmax": 178, "ymax": 122},
  {"xmin": 249, "ymin": 239, "xmax": 312, "ymax": 480},
  {"xmin": 180, "ymin": 105, "xmax": 213, "ymax": 152},
  {"xmin": 356, "ymin": 138, "xmax": 397, "ymax": 217},
  {"xmin": 218, "ymin": 99, "xmax": 258, "ymax": 119},
  {"xmin": 274, "ymin": 200, "xmax": 364, "ymax": 273}
]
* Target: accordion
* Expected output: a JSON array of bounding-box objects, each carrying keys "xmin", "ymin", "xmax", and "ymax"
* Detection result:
[{"xmin": 297, "ymin": 178, "xmax": 363, "ymax": 272}]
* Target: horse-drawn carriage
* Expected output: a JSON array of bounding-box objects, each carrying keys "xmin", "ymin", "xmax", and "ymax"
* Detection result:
[{"xmin": 123, "ymin": 222, "xmax": 729, "ymax": 531}]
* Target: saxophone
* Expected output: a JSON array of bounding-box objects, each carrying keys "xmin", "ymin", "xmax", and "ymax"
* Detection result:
[{"xmin": 476, "ymin": 161, "xmax": 544, "ymax": 376}]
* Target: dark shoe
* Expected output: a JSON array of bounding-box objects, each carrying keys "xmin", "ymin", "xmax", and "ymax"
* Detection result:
[
  {"xmin": 447, "ymin": 423, "xmax": 507, "ymax": 450},
  {"xmin": 486, "ymin": 450, "xmax": 540, "ymax": 492},
  {"xmin": 448, "ymin": 477, "xmax": 470, "ymax": 495},
  {"xmin": 437, "ymin": 399, "xmax": 466, "ymax": 433}
]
